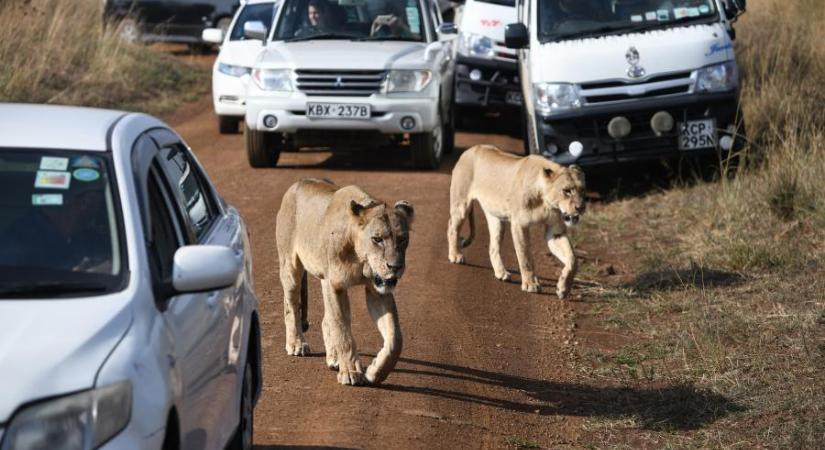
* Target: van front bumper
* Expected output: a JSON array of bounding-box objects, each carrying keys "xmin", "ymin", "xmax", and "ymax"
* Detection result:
[
  {"xmin": 454, "ymin": 56, "xmax": 521, "ymax": 110},
  {"xmin": 534, "ymin": 91, "xmax": 745, "ymax": 166}
]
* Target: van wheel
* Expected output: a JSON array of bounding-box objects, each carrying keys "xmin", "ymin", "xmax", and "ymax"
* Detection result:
[
  {"xmin": 443, "ymin": 104, "xmax": 455, "ymax": 155},
  {"xmin": 227, "ymin": 361, "xmax": 254, "ymax": 450},
  {"xmin": 245, "ymin": 126, "xmax": 281, "ymax": 168},
  {"xmin": 218, "ymin": 116, "xmax": 240, "ymax": 134},
  {"xmin": 410, "ymin": 112, "xmax": 444, "ymax": 170}
]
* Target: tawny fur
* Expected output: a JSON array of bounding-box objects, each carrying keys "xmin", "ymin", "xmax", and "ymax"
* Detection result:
[
  {"xmin": 276, "ymin": 178, "xmax": 413, "ymax": 386},
  {"xmin": 447, "ymin": 145, "xmax": 586, "ymax": 298}
]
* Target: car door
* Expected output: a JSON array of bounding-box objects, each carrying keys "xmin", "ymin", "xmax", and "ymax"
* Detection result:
[
  {"xmin": 427, "ymin": 0, "xmax": 454, "ymax": 119},
  {"xmin": 149, "ymin": 132, "xmax": 240, "ymax": 449}
]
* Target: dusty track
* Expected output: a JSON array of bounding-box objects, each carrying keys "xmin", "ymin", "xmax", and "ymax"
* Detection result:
[{"xmin": 168, "ymin": 95, "xmax": 589, "ymax": 449}]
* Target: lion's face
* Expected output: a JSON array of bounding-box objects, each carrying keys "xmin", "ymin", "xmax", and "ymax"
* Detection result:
[
  {"xmin": 542, "ymin": 165, "xmax": 587, "ymax": 226},
  {"xmin": 350, "ymin": 200, "xmax": 414, "ymax": 295}
]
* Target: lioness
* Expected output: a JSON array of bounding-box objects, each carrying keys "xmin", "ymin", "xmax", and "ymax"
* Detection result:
[
  {"xmin": 276, "ymin": 178, "xmax": 414, "ymax": 386},
  {"xmin": 447, "ymin": 145, "xmax": 586, "ymax": 298}
]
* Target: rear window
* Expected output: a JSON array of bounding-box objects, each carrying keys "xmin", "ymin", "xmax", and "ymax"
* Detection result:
[{"xmin": 0, "ymin": 149, "xmax": 128, "ymax": 298}]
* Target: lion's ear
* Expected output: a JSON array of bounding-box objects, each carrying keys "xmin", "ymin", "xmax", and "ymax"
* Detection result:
[
  {"xmin": 569, "ymin": 164, "xmax": 586, "ymax": 183},
  {"xmin": 350, "ymin": 200, "xmax": 366, "ymax": 217},
  {"xmin": 394, "ymin": 200, "xmax": 414, "ymax": 223}
]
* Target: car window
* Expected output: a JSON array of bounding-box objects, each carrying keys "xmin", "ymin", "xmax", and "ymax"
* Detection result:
[
  {"xmin": 156, "ymin": 144, "xmax": 218, "ymax": 242},
  {"xmin": 147, "ymin": 169, "xmax": 182, "ymax": 281},
  {"xmin": 230, "ymin": 2, "xmax": 278, "ymax": 40}
]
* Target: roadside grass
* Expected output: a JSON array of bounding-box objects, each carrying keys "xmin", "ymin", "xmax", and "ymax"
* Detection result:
[
  {"xmin": 574, "ymin": 0, "xmax": 825, "ymax": 447},
  {"xmin": 0, "ymin": 0, "xmax": 207, "ymax": 115}
]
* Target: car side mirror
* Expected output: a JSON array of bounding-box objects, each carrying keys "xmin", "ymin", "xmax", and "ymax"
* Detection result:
[
  {"xmin": 202, "ymin": 27, "xmax": 224, "ymax": 44},
  {"xmin": 439, "ymin": 22, "xmax": 458, "ymax": 35},
  {"xmin": 244, "ymin": 21, "xmax": 267, "ymax": 41},
  {"xmin": 425, "ymin": 41, "xmax": 444, "ymax": 61},
  {"xmin": 504, "ymin": 23, "xmax": 528, "ymax": 49},
  {"xmin": 172, "ymin": 245, "xmax": 241, "ymax": 293},
  {"xmin": 724, "ymin": 0, "xmax": 746, "ymax": 21}
]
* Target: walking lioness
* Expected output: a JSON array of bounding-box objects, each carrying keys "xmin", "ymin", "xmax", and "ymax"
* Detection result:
[
  {"xmin": 447, "ymin": 145, "xmax": 586, "ymax": 298},
  {"xmin": 276, "ymin": 178, "xmax": 414, "ymax": 386}
]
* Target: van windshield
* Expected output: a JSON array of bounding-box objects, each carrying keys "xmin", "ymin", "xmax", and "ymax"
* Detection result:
[
  {"xmin": 274, "ymin": 0, "xmax": 426, "ymax": 42},
  {"xmin": 538, "ymin": 0, "xmax": 718, "ymax": 43}
]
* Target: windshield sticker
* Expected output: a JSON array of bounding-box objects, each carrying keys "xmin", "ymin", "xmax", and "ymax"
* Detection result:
[
  {"xmin": 40, "ymin": 156, "xmax": 69, "ymax": 171},
  {"xmin": 706, "ymin": 42, "xmax": 734, "ymax": 57},
  {"xmin": 631, "ymin": 14, "xmax": 643, "ymax": 22},
  {"xmin": 673, "ymin": 7, "xmax": 689, "ymax": 19},
  {"xmin": 73, "ymin": 168, "xmax": 100, "ymax": 182},
  {"xmin": 645, "ymin": 11, "xmax": 657, "ymax": 21},
  {"xmin": 657, "ymin": 9, "xmax": 671, "ymax": 21},
  {"xmin": 338, "ymin": 0, "xmax": 366, "ymax": 5},
  {"xmin": 69, "ymin": 155, "xmax": 100, "ymax": 169},
  {"xmin": 699, "ymin": 5, "xmax": 711, "ymax": 14},
  {"xmin": 687, "ymin": 7, "xmax": 701, "ymax": 17},
  {"xmin": 34, "ymin": 170, "xmax": 71, "ymax": 190},
  {"xmin": 406, "ymin": 7, "xmax": 420, "ymax": 34},
  {"xmin": 32, "ymin": 193, "xmax": 63, "ymax": 206}
]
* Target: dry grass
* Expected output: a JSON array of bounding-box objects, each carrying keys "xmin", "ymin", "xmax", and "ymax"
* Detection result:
[
  {"xmin": 0, "ymin": 0, "xmax": 207, "ymax": 114},
  {"xmin": 574, "ymin": 0, "xmax": 825, "ymax": 447}
]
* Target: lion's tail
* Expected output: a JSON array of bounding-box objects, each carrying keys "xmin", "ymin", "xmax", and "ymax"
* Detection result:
[
  {"xmin": 300, "ymin": 271, "xmax": 309, "ymax": 332},
  {"xmin": 460, "ymin": 203, "xmax": 476, "ymax": 249}
]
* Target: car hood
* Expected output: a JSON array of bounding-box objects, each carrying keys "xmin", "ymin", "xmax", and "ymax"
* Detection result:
[
  {"xmin": 257, "ymin": 40, "xmax": 429, "ymax": 70},
  {"xmin": 531, "ymin": 23, "xmax": 734, "ymax": 83},
  {"xmin": 0, "ymin": 297, "xmax": 132, "ymax": 423},
  {"xmin": 217, "ymin": 40, "xmax": 267, "ymax": 68}
]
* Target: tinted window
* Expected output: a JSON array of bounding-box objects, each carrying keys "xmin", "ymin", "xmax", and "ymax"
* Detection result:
[
  {"xmin": 157, "ymin": 145, "xmax": 218, "ymax": 241},
  {"xmin": 0, "ymin": 149, "xmax": 126, "ymax": 297},
  {"xmin": 230, "ymin": 2, "xmax": 278, "ymax": 40},
  {"xmin": 147, "ymin": 171, "xmax": 181, "ymax": 280}
]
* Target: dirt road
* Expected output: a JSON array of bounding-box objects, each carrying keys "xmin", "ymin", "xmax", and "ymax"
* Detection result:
[{"xmin": 168, "ymin": 97, "xmax": 590, "ymax": 449}]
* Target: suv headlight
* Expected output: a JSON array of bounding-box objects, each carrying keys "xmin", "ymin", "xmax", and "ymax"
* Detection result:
[
  {"xmin": 385, "ymin": 70, "xmax": 432, "ymax": 93},
  {"xmin": 1, "ymin": 382, "xmax": 131, "ymax": 450},
  {"xmin": 534, "ymin": 83, "xmax": 581, "ymax": 115},
  {"xmin": 218, "ymin": 63, "xmax": 251, "ymax": 77},
  {"xmin": 694, "ymin": 61, "xmax": 738, "ymax": 93},
  {"xmin": 251, "ymin": 69, "xmax": 292, "ymax": 91},
  {"xmin": 457, "ymin": 32, "xmax": 495, "ymax": 59}
]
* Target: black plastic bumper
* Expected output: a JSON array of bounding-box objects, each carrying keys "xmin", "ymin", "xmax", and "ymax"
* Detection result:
[
  {"xmin": 454, "ymin": 55, "xmax": 521, "ymax": 110},
  {"xmin": 535, "ymin": 91, "xmax": 744, "ymax": 166}
]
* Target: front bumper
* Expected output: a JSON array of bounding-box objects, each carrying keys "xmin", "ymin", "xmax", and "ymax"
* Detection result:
[
  {"xmin": 454, "ymin": 55, "xmax": 521, "ymax": 110},
  {"xmin": 534, "ymin": 91, "xmax": 744, "ymax": 166}
]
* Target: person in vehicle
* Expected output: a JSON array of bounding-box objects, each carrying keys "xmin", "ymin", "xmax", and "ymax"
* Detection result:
[
  {"xmin": 369, "ymin": 0, "xmax": 413, "ymax": 37},
  {"xmin": 294, "ymin": 0, "xmax": 334, "ymax": 36}
]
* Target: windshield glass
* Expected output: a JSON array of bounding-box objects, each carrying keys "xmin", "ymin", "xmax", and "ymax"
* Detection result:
[
  {"xmin": 274, "ymin": 0, "xmax": 426, "ymax": 42},
  {"xmin": 230, "ymin": 2, "xmax": 277, "ymax": 41},
  {"xmin": 0, "ymin": 149, "xmax": 127, "ymax": 298},
  {"xmin": 477, "ymin": 0, "xmax": 515, "ymax": 6},
  {"xmin": 538, "ymin": 0, "xmax": 718, "ymax": 43}
]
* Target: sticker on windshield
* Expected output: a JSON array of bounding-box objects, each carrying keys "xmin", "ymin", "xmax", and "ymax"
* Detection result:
[
  {"xmin": 406, "ymin": 7, "xmax": 420, "ymax": 34},
  {"xmin": 34, "ymin": 170, "xmax": 71, "ymax": 190},
  {"xmin": 39, "ymin": 156, "xmax": 68, "ymax": 171},
  {"xmin": 338, "ymin": 0, "xmax": 366, "ymax": 5},
  {"xmin": 657, "ymin": 9, "xmax": 670, "ymax": 21},
  {"xmin": 645, "ymin": 11, "xmax": 657, "ymax": 21},
  {"xmin": 631, "ymin": 14, "xmax": 643, "ymax": 22},
  {"xmin": 69, "ymin": 155, "xmax": 100, "ymax": 169},
  {"xmin": 699, "ymin": 5, "xmax": 710, "ymax": 14},
  {"xmin": 32, "ymin": 193, "xmax": 63, "ymax": 206},
  {"xmin": 73, "ymin": 168, "xmax": 100, "ymax": 182},
  {"xmin": 674, "ymin": 7, "xmax": 689, "ymax": 19},
  {"xmin": 687, "ymin": 7, "xmax": 701, "ymax": 17}
]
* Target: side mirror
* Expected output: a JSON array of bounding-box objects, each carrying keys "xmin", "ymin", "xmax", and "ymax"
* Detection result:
[
  {"xmin": 172, "ymin": 245, "xmax": 241, "ymax": 293},
  {"xmin": 202, "ymin": 27, "xmax": 224, "ymax": 44},
  {"xmin": 438, "ymin": 22, "xmax": 458, "ymax": 35},
  {"xmin": 424, "ymin": 41, "xmax": 444, "ymax": 60},
  {"xmin": 504, "ymin": 23, "xmax": 528, "ymax": 49},
  {"xmin": 244, "ymin": 21, "xmax": 267, "ymax": 41},
  {"xmin": 724, "ymin": 0, "xmax": 746, "ymax": 21}
]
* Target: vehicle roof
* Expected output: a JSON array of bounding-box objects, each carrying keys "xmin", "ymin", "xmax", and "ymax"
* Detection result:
[{"xmin": 0, "ymin": 103, "xmax": 126, "ymax": 152}]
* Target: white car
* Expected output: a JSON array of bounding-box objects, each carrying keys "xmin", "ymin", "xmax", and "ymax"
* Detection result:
[
  {"xmin": 203, "ymin": 0, "xmax": 280, "ymax": 134},
  {"xmin": 0, "ymin": 104, "xmax": 261, "ymax": 450},
  {"xmin": 242, "ymin": 0, "xmax": 458, "ymax": 169}
]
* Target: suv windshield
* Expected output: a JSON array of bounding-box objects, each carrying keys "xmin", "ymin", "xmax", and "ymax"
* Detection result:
[
  {"xmin": 0, "ymin": 149, "xmax": 127, "ymax": 298},
  {"xmin": 538, "ymin": 0, "xmax": 718, "ymax": 43},
  {"xmin": 274, "ymin": 0, "xmax": 426, "ymax": 42},
  {"xmin": 230, "ymin": 2, "xmax": 277, "ymax": 41}
]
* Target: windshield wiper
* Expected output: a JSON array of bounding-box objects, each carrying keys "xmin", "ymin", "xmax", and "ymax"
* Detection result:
[
  {"xmin": 547, "ymin": 25, "xmax": 641, "ymax": 42},
  {"xmin": 0, "ymin": 281, "xmax": 110, "ymax": 298},
  {"xmin": 620, "ymin": 14, "xmax": 717, "ymax": 34},
  {"xmin": 352, "ymin": 36, "xmax": 420, "ymax": 42},
  {"xmin": 285, "ymin": 33, "xmax": 358, "ymax": 42}
]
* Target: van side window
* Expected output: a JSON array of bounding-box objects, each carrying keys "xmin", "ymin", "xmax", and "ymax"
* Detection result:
[{"xmin": 156, "ymin": 144, "xmax": 219, "ymax": 242}]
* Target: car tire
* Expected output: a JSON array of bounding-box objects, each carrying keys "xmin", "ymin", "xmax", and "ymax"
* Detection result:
[
  {"xmin": 245, "ymin": 126, "xmax": 281, "ymax": 168},
  {"xmin": 219, "ymin": 116, "xmax": 240, "ymax": 134},
  {"xmin": 227, "ymin": 360, "xmax": 254, "ymax": 450},
  {"xmin": 443, "ymin": 103, "xmax": 456, "ymax": 155},
  {"xmin": 410, "ymin": 111, "xmax": 444, "ymax": 170}
]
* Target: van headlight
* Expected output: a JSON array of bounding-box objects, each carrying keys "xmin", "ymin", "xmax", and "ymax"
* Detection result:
[
  {"xmin": 385, "ymin": 70, "xmax": 432, "ymax": 93},
  {"xmin": 694, "ymin": 61, "xmax": 738, "ymax": 93},
  {"xmin": 218, "ymin": 63, "xmax": 251, "ymax": 77},
  {"xmin": 457, "ymin": 32, "xmax": 495, "ymax": 59},
  {"xmin": 534, "ymin": 83, "xmax": 581, "ymax": 115},
  {"xmin": 1, "ymin": 382, "xmax": 132, "ymax": 450},
  {"xmin": 251, "ymin": 69, "xmax": 292, "ymax": 91}
]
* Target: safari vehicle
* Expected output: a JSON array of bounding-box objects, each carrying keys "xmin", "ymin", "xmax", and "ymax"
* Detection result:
[
  {"xmin": 104, "ymin": 0, "xmax": 241, "ymax": 45},
  {"xmin": 454, "ymin": 0, "xmax": 521, "ymax": 122},
  {"xmin": 242, "ymin": 0, "xmax": 458, "ymax": 169},
  {"xmin": 505, "ymin": 0, "xmax": 747, "ymax": 165}
]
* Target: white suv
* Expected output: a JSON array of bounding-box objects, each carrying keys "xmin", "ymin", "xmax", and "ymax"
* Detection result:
[{"xmin": 242, "ymin": 0, "xmax": 457, "ymax": 169}]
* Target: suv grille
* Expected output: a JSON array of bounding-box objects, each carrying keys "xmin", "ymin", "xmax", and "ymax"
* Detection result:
[
  {"xmin": 579, "ymin": 71, "xmax": 693, "ymax": 105},
  {"xmin": 295, "ymin": 69, "xmax": 387, "ymax": 97}
]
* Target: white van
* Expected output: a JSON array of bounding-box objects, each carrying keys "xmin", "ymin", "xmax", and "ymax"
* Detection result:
[
  {"xmin": 506, "ymin": 0, "xmax": 746, "ymax": 165},
  {"xmin": 242, "ymin": 0, "xmax": 458, "ymax": 169},
  {"xmin": 453, "ymin": 0, "xmax": 521, "ymax": 119}
]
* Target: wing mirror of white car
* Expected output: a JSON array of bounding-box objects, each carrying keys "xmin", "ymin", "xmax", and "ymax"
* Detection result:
[
  {"xmin": 202, "ymin": 27, "xmax": 224, "ymax": 44},
  {"xmin": 425, "ymin": 41, "xmax": 444, "ymax": 61},
  {"xmin": 172, "ymin": 245, "xmax": 242, "ymax": 293},
  {"xmin": 244, "ymin": 21, "xmax": 268, "ymax": 41},
  {"xmin": 438, "ymin": 23, "xmax": 458, "ymax": 37},
  {"xmin": 504, "ymin": 22, "xmax": 528, "ymax": 49}
]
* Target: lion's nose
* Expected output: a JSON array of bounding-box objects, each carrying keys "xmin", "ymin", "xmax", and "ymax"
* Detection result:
[
  {"xmin": 576, "ymin": 204, "xmax": 586, "ymax": 214},
  {"xmin": 386, "ymin": 263, "xmax": 403, "ymax": 272}
]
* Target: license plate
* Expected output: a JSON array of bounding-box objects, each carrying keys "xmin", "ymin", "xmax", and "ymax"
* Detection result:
[
  {"xmin": 679, "ymin": 119, "xmax": 716, "ymax": 150},
  {"xmin": 307, "ymin": 102, "xmax": 370, "ymax": 119},
  {"xmin": 505, "ymin": 91, "xmax": 523, "ymax": 106}
]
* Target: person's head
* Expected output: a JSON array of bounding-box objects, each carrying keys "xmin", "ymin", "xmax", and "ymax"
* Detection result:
[{"xmin": 307, "ymin": 0, "xmax": 324, "ymax": 26}]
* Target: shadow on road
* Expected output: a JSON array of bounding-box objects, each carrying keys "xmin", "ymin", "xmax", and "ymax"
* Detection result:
[
  {"xmin": 383, "ymin": 357, "xmax": 743, "ymax": 431},
  {"xmin": 255, "ymin": 446, "xmax": 359, "ymax": 450},
  {"xmin": 630, "ymin": 264, "xmax": 746, "ymax": 293}
]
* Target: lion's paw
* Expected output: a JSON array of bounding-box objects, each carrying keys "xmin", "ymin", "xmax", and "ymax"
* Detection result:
[
  {"xmin": 495, "ymin": 271, "xmax": 511, "ymax": 282},
  {"xmin": 326, "ymin": 356, "xmax": 339, "ymax": 370},
  {"xmin": 285, "ymin": 341, "xmax": 310, "ymax": 356},
  {"xmin": 337, "ymin": 367, "xmax": 366, "ymax": 386},
  {"xmin": 449, "ymin": 254, "xmax": 466, "ymax": 264},
  {"xmin": 522, "ymin": 278, "xmax": 541, "ymax": 293}
]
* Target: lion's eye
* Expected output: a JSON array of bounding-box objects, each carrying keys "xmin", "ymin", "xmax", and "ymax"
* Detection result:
[
  {"xmin": 372, "ymin": 236, "xmax": 383, "ymax": 245},
  {"xmin": 563, "ymin": 189, "xmax": 572, "ymax": 197}
]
